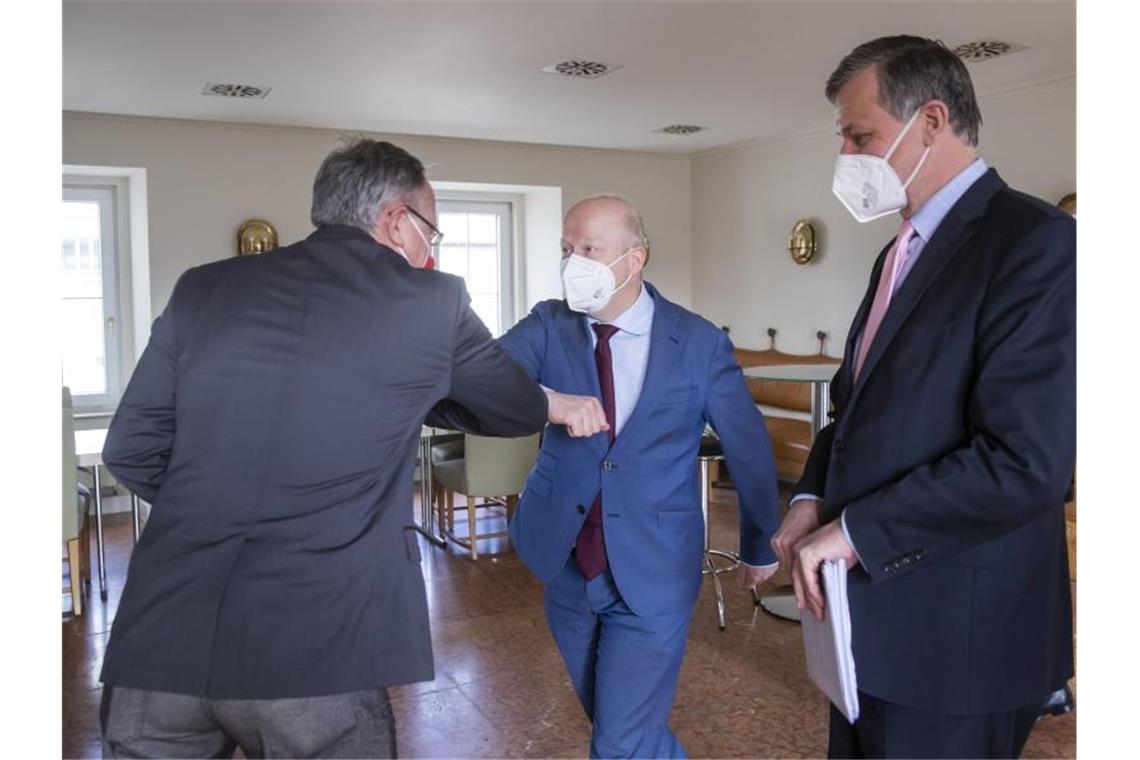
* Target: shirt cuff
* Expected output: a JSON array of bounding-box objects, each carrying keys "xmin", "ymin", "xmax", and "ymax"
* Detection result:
[
  {"xmin": 741, "ymin": 560, "xmax": 779, "ymax": 571},
  {"xmin": 840, "ymin": 508, "xmax": 865, "ymax": 569},
  {"xmin": 789, "ymin": 492, "xmax": 821, "ymax": 507}
]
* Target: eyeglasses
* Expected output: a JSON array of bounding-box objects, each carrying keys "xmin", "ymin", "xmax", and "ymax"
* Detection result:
[{"xmin": 405, "ymin": 205, "xmax": 444, "ymax": 247}]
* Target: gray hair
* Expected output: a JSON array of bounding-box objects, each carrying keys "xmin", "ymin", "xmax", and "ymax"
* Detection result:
[
  {"xmin": 825, "ymin": 35, "xmax": 982, "ymax": 146},
  {"xmin": 573, "ymin": 193, "xmax": 651, "ymax": 263},
  {"xmin": 310, "ymin": 138, "xmax": 427, "ymax": 230}
]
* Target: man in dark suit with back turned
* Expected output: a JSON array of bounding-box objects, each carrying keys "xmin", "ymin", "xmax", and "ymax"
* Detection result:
[
  {"xmin": 98, "ymin": 139, "xmax": 590, "ymax": 758},
  {"xmin": 771, "ymin": 36, "xmax": 1075, "ymax": 758}
]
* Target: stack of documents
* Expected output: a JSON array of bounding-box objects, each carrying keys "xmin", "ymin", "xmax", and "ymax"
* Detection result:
[{"xmin": 801, "ymin": 558, "xmax": 860, "ymax": 723}]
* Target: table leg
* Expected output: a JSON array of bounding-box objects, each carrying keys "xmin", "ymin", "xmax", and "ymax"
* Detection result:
[
  {"xmin": 811, "ymin": 379, "xmax": 830, "ymax": 438},
  {"xmin": 414, "ymin": 434, "xmax": 446, "ymax": 547},
  {"xmin": 92, "ymin": 465, "xmax": 108, "ymax": 600},
  {"xmin": 701, "ymin": 457, "xmax": 711, "ymax": 553},
  {"xmin": 131, "ymin": 494, "xmax": 142, "ymax": 543}
]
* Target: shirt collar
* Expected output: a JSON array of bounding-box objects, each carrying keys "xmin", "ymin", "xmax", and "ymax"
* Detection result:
[
  {"xmin": 587, "ymin": 282, "xmax": 654, "ymax": 336},
  {"xmin": 909, "ymin": 157, "xmax": 988, "ymax": 244}
]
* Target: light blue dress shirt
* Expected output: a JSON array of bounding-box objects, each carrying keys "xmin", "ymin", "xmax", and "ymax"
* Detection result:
[
  {"xmin": 586, "ymin": 282, "xmax": 655, "ymax": 437},
  {"xmin": 587, "ymin": 284, "xmax": 777, "ymax": 571},
  {"xmin": 793, "ymin": 158, "xmax": 989, "ymax": 564}
]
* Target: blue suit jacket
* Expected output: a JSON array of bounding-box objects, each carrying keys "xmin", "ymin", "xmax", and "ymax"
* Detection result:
[{"xmin": 500, "ymin": 282, "xmax": 780, "ymax": 617}]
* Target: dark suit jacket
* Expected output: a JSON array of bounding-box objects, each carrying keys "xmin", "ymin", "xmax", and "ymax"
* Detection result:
[
  {"xmin": 796, "ymin": 169, "xmax": 1075, "ymax": 715},
  {"xmin": 500, "ymin": 283, "xmax": 781, "ymax": 616},
  {"xmin": 100, "ymin": 224, "xmax": 546, "ymax": 699}
]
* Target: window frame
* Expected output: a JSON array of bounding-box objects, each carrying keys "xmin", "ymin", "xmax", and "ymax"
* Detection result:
[
  {"xmin": 436, "ymin": 199, "xmax": 516, "ymax": 337},
  {"xmin": 62, "ymin": 182, "xmax": 127, "ymax": 413}
]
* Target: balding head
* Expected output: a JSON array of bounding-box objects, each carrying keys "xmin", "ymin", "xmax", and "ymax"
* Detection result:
[
  {"xmin": 561, "ymin": 194, "xmax": 649, "ymax": 322},
  {"xmin": 564, "ymin": 195, "xmax": 650, "ymax": 263}
]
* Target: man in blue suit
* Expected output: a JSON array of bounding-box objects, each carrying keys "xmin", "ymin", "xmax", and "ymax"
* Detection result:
[{"xmin": 499, "ymin": 195, "xmax": 782, "ymax": 758}]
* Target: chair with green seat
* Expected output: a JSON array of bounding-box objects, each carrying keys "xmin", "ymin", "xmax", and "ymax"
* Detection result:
[
  {"xmin": 433, "ymin": 433, "xmax": 540, "ymax": 559},
  {"xmin": 429, "ymin": 432, "xmax": 465, "ymax": 511},
  {"xmin": 62, "ymin": 387, "xmax": 92, "ymax": 615}
]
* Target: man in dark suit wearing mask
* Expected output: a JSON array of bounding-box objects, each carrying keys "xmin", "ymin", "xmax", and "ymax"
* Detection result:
[
  {"xmin": 98, "ymin": 139, "xmax": 590, "ymax": 758},
  {"xmin": 771, "ymin": 36, "xmax": 1075, "ymax": 758}
]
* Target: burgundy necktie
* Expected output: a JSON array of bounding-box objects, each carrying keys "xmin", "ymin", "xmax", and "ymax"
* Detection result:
[{"xmin": 574, "ymin": 323, "xmax": 619, "ymax": 580}]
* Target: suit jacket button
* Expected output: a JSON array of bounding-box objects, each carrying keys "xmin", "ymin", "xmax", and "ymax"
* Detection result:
[
  {"xmin": 577, "ymin": 504, "xmax": 586, "ymax": 514},
  {"xmin": 835, "ymin": 439, "xmax": 846, "ymax": 453},
  {"xmin": 602, "ymin": 460, "xmax": 614, "ymax": 471}
]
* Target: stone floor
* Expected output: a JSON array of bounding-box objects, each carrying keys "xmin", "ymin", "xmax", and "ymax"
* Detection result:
[{"xmin": 62, "ymin": 488, "xmax": 1076, "ymax": 758}]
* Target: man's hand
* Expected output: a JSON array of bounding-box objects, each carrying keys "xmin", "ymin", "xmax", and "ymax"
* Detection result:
[
  {"xmin": 739, "ymin": 562, "xmax": 779, "ymax": 591},
  {"xmin": 545, "ymin": 389, "xmax": 609, "ymax": 438},
  {"xmin": 791, "ymin": 519, "xmax": 857, "ymax": 621},
  {"xmin": 771, "ymin": 497, "xmax": 822, "ymax": 570}
]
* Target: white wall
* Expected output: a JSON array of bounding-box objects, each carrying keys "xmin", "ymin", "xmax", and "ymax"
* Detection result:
[
  {"xmin": 63, "ymin": 72, "xmax": 1074, "ymax": 364},
  {"xmin": 63, "ymin": 113, "xmax": 692, "ymax": 328},
  {"xmin": 691, "ymin": 76, "xmax": 1076, "ymax": 356}
]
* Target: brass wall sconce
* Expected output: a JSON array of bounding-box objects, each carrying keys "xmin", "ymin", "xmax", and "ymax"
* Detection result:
[
  {"xmin": 236, "ymin": 218, "xmax": 279, "ymax": 255},
  {"xmin": 787, "ymin": 219, "xmax": 818, "ymax": 265},
  {"xmin": 1057, "ymin": 192, "xmax": 1076, "ymax": 217}
]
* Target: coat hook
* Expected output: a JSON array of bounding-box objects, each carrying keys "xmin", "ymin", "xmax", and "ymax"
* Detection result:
[
  {"xmin": 767, "ymin": 327, "xmax": 777, "ymax": 350},
  {"xmin": 816, "ymin": 330, "xmax": 827, "ymax": 354}
]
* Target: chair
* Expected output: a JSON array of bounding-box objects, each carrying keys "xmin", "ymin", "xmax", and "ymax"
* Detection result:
[
  {"xmin": 698, "ymin": 434, "xmax": 737, "ymax": 630},
  {"xmin": 62, "ymin": 387, "xmax": 92, "ymax": 615},
  {"xmin": 433, "ymin": 434, "xmax": 540, "ymax": 559},
  {"xmin": 431, "ymin": 434, "xmax": 465, "ymax": 465},
  {"xmin": 429, "ymin": 432, "xmax": 465, "ymax": 511}
]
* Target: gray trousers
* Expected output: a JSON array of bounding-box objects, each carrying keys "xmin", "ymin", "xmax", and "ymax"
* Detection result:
[{"xmin": 101, "ymin": 686, "xmax": 397, "ymax": 759}]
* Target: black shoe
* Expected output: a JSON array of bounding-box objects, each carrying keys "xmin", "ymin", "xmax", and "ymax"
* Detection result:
[{"xmin": 1039, "ymin": 686, "xmax": 1075, "ymax": 717}]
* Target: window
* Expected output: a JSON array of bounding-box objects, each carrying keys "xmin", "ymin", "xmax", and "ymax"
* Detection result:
[
  {"xmin": 437, "ymin": 200, "xmax": 514, "ymax": 337},
  {"xmin": 62, "ymin": 185, "xmax": 123, "ymax": 411}
]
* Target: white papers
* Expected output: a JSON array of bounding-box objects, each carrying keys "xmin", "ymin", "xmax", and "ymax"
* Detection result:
[{"xmin": 800, "ymin": 558, "xmax": 860, "ymax": 723}]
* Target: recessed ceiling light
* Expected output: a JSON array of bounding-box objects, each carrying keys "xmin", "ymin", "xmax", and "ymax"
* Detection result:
[
  {"xmin": 656, "ymin": 124, "xmax": 706, "ymax": 136},
  {"xmin": 952, "ymin": 39, "xmax": 1029, "ymax": 62},
  {"xmin": 540, "ymin": 60, "xmax": 623, "ymax": 79},
  {"xmin": 202, "ymin": 82, "xmax": 272, "ymax": 99}
]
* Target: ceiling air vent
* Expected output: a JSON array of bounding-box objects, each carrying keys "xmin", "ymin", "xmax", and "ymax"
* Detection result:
[
  {"xmin": 540, "ymin": 60, "xmax": 623, "ymax": 79},
  {"xmin": 952, "ymin": 39, "xmax": 1028, "ymax": 62},
  {"xmin": 656, "ymin": 124, "xmax": 706, "ymax": 136},
  {"xmin": 202, "ymin": 82, "xmax": 272, "ymax": 99}
]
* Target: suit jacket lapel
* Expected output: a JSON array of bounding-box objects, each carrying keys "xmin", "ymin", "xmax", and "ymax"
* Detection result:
[
  {"xmin": 610, "ymin": 286, "xmax": 685, "ymax": 453},
  {"xmin": 556, "ymin": 311, "xmax": 608, "ymax": 457},
  {"xmin": 845, "ymin": 169, "xmax": 1005, "ymax": 412}
]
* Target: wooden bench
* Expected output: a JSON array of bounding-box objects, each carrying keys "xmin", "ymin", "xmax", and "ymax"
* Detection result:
[{"xmin": 732, "ymin": 346, "xmax": 840, "ymax": 483}]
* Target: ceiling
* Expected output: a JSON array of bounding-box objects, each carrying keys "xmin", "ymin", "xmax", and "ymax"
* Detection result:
[{"xmin": 63, "ymin": 0, "xmax": 1076, "ymax": 156}]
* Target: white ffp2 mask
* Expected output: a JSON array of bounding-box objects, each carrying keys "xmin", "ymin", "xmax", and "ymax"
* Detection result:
[
  {"xmin": 560, "ymin": 251, "xmax": 634, "ymax": 314},
  {"xmin": 832, "ymin": 108, "xmax": 931, "ymax": 223}
]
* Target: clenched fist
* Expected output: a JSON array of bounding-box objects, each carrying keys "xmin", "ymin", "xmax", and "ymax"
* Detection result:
[{"xmin": 545, "ymin": 389, "xmax": 610, "ymax": 438}]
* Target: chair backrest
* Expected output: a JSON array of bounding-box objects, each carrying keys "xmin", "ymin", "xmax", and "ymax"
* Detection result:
[
  {"xmin": 463, "ymin": 433, "xmax": 541, "ymax": 497},
  {"xmin": 62, "ymin": 387, "xmax": 80, "ymax": 541},
  {"xmin": 733, "ymin": 347, "xmax": 840, "ymax": 413}
]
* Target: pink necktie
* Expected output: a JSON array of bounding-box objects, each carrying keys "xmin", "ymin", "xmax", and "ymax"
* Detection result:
[{"xmin": 853, "ymin": 219, "xmax": 916, "ymax": 380}]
